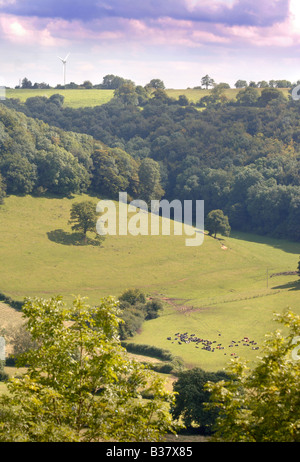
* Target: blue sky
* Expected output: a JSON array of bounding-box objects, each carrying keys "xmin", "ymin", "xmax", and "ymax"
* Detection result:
[{"xmin": 0, "ymin": 0, "xmax": 300, "ymax": 88}]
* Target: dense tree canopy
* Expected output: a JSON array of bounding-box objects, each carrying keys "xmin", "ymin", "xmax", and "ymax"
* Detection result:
[
  {"xmin": 0, "ymin": 295, "xmax": 179, "ymax": 442},
  {"xmin": 172, "ymin": 368, "xmax": 228, "ymax": 433}
]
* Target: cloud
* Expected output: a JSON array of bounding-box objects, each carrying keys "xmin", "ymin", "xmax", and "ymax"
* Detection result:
[
  {"xmin": 0, "ymin": 2, "xmax": 294, "ymax": 63},
  {"xmin": 0, "ymin": 0, "xmax": 290, "ymax": 27},
  {"xmin": 0, "ymin": 0, "xmax": 298, "ymax": 89},
  {"xmin": 0, "ymin": 0, "xmax": 292, "ymax": 54}
]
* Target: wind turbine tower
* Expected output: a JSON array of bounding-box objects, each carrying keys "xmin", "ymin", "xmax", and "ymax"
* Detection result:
[{"xmin": 58, "ymin": 53, "xmax": 70, "ymax": 86}]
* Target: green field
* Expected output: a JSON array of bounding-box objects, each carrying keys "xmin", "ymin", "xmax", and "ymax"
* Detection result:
[
  {"xmin": 5, "ymin": 87, "xmax": 291, "ymax": 108},
  {"xmin": 5, "ymin": 88, "xmax": 115, "ymax": 108},
  {"xmin": 0, "ymin": 194, "xmax": 299, "ymax": 371},
  {"xmin": 167, "ymin": 88, "xmax": 241, "ymax": 103}
]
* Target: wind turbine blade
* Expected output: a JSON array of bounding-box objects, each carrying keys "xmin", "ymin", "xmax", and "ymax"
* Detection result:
[{"xmin": 64, "ymin": 53, "xmax": 70, "ymax": 61}]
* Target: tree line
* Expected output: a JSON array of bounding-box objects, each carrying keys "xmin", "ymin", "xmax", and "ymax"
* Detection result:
[
  {"xmin": 15, "ymin": 74, "xmax": 296, "ymax": 91},
  {"xmin": 15, "ymin": 75, "xmax": 166, "ymax": 91}
]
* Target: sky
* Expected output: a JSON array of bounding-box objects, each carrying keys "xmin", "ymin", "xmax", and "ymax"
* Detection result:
[{"xmin": 1, "ymin": 0, "xmax": 300, "ymax": 88}]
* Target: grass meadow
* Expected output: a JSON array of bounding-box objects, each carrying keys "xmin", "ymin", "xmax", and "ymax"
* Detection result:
[
  {"xmin": 5, "ymin": 88, "xmax": 115, "ymax": 108},
  {"xmin": 0, "ymin": 194, "xmax": 299, "ymax": 372}
]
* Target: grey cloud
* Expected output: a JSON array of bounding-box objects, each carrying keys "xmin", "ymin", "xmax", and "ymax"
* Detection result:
[{"xmin": 0, "ymin": 0, "xmax": 289, "ymax": 27}]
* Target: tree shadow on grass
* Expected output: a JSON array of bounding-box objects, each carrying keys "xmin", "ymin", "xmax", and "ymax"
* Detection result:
[
  {"xmin": 230, "ymin": 230, "xmax": 300, "ymax": 255},
  {"xmin": 47, "ymin": 229, "xmax": 104, "ymax": 246},
  {"xmin": 272, "ymin": 280, "xmax": 300, "ymax": 291}
]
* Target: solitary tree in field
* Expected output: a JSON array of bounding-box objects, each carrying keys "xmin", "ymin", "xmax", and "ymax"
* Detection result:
[
  {"xmin": 201, "ymin": 75, "xmax": 215, "ymax": 90},
  {"xmin": 206, "ymin": 209, "xmax": 231, "ymax": 238},
  {"xmin": 298, "ymin": 257, "xmax": 300, "ymax": 276},
  {"xmin": 0, "ymin": 296, "xmax": 180, "ymax": 442},
  {"xmin": 69, "ymin": 200, "xmax": 100, "ymax": 242}
]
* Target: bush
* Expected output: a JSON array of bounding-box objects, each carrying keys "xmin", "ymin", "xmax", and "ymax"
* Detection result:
[
  {"xmin": 119, "ymin": 288, "xmax": 146, "ymax": 305},
  {"xmin": 172, "ymin": 368, "xmax": 229, "ymax": 434},
  {"xmin": 121, "ymin": 342, "xmax": 174, "ymax": 361},
  {"xmin": 118, "ymin": 306, "xmax": 145, "ymax": 340},
  {"xmin": 0, "ymin": 360, "xmax": 8, "ymax": 382},
  {"xmin": 151, "ymin": 358, "xmax": 185, "ymax": 375},
  {"xmin": 117, "ymin": 290, "xmax": 164, "ymax": 339},
  {"xmin": 151, "ymin": 363, "xmax": 174, "ymax": 374},
  {"xmin": 145, "ymin": 299, "xmax": 163, "ymax": 320}
]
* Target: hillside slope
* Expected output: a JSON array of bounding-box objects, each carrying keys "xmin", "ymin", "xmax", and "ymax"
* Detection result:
[{"xmin": 0, "ymin": 194, "xmax": 299, "ymax": 370}]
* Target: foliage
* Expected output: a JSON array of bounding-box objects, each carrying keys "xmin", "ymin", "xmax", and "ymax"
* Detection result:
[
  {"xmin": 201, "ymin": 75, "xmax": 215, "ymax": 89},
  {"xmin": 145, "ymin": 298, "xmax": 164, "ymax": 320},
  {"xmin": 0, "ymin": 296, "xmax": 180, "ymax": 442},
  {"xmin": 0, "ymin": 174, "xmax": 6, "ymax": 204},
  {"xmin": 114, "ymin": 82, "xmax": 139, "ymax": 106},
  {"xmin": 91, "ymin": 147, "xmax": 139, "ymax": 199},
  {"xmin": 101, "ymin": 74, "xmax": 133, "ymax": 90},
  {"xmin": 69, "ymin": 200, "xmax": 101, "ymax": 240},
  {"xmin": 0, "ymin": 329, "xmax": 8, "ymax": 381},
  {"xmin": 118, "ymin": 289, "xmax": 163, "ymax": 339},
  {"xmin": 146, "ymin": 79, "xmax": 165, "ymax": 90},
  {"xmin": 0, "ymin": 360, "xmax": 8, "ymax": 382},
  {"xmin": 4, "ymin": 324, "xmax": 37, "ymax": 363},
  {"xmin": 122, "ymin": 342, "xmax": 179, "ymax": 362},
  {"xmin": 138, "ymin": 157, "xmax": 164, "ymax": 204},
  {"xmin": 236, "ymin": 86, "xmax": 260, "ymax": 106},
  {"xmin": 206, "ymin": 309, "xmax": 300, "ymax": 442},
  {"xmin": 119, "ymin": 288, "xmax": 146, "ymax": 305},
  {"xmin": 150, "ymin": 357, "xmax": 185, "ymax": 375},
  {"xmin": 0, "ymin": 104, "xmax": 93, "ymax": 197},
  {"xmin": 121, "ymin": 343, "xmax": 185, "ymax": 376},
  {"xmin": 0, "ymin": 328, "xmax": 7, "ymax": 381},
  {"xmin": 206, "ymin": 209, "xmax": 231, "ymax": 238},
  {"xmin": 171, "ymin": 368, "xmax": 229, "ymax": 433},
  {"xmin": 235, "ymin": 80, "xmax": 248, "ymax": 88}
]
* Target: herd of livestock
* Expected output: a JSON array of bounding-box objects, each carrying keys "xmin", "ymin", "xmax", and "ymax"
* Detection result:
[{"xmin": 167, "ymin": 331, "xmax": 260, "ymax": 356}]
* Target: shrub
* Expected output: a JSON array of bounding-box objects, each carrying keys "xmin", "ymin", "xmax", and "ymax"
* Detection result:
[
  {"xmin": 0, "ymin": 360, "xmax": 8, "ymax": 382},
  {"xmin": 121, "ymin": 342, "xmax": 174, "ymax": 361},
  {"xmin": 119, "ymin": 288, "xmax": 146, "ymax": 305}
]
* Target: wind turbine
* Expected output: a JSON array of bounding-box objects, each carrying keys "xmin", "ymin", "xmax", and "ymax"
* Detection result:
[{"xmin": 58, "ymin": 53, "xmax": 70, "ymax": 86}]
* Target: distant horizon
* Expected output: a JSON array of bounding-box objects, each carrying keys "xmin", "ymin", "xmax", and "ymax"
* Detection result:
[{"xmin": 3, "ymin": 80, "xmax": 297, "ymax": 90}]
